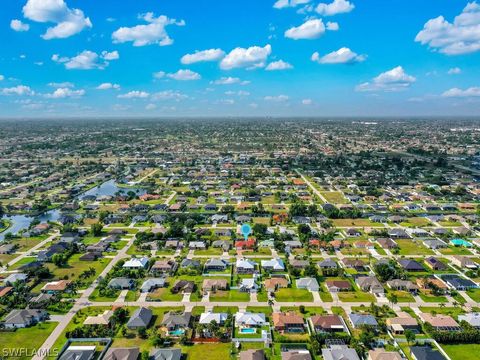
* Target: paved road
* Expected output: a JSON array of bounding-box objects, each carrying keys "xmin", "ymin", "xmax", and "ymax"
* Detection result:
[
  {"xmin": 32, "ymin": 236, "xmax": 135, "ymax": 360},
  {"xmin": 5, "ymin": 231, "xmax": 58, "ymax": 268},
  {"xmin": 295, "ymin": 169, "xmax": 329, "ymax": 203}
]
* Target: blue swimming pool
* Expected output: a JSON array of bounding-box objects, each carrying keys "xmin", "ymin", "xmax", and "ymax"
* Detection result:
[
  {"xmin": 169, "ymin": 329, "xmax": 185, "ymax": 336},
  {"xmin": 240, "ymin": 328, "xmax": 256, "ymax": 334}
]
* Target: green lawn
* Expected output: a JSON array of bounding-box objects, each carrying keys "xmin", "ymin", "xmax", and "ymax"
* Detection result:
[
  {"xmin": 321, "ymin": 191, "xmax": 348, "ymax": 204},
  {"xmin": 419, "ymin": 306, "xmax": 465, "ymax": 318},
  {"xmin": 418, "ymin": 292, "xmax": 448, "ymax": 303},
  {"xmin": 0, "ymin": 322, "xmax": 58, "ymax": 360},
  {"xmin": 442, "ymin": 344, "xmax": 480, "ymax": 360},
  {"xmin": 181, "ymin": 343, "xmax": 231, "ymax": 360},
  {"xmin": 338, "ymin": 291, "xmax": 375, "ymax": 302},
  {"xmin": 280, "ymin": 306, "xmax": 325, "ymax": 316},
  {"xmin": 47, "ymin": 254, "xmax": 112, "ymax": 286},
  {"xmin": 209, "ymin": 290, "xmax": 250, "ymax": 302},
  {"xmin": 396, "ymin": 239, "xmax": 434, "ymax": 255},
  {"xmin": 439, "ymin": 247, "xmax": 472, "ymax": 255},
  {"xmin": 274, "ymin": 288, "xmax": 313, "ymax": 302},
  {"xmin": 466, "ymin": 288, "xmax": 480, "ymax": 302},
  {"xmin": 387, "ymin": 290, "xmax": 415, "ymax": 303},
  {"xmin": 147, "ymin": 287, "xmax": 183, "ymax": 301}
]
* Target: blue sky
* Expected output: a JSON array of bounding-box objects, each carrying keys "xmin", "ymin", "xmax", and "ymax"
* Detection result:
[{"xmin": 1, "ymin": 0, "xmax": 480, "ymax": 117}]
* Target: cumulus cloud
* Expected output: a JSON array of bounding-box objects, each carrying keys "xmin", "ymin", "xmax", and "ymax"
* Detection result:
[
  {"xmin": 10, "ymin": 19, "xmax": 30, "ymax": 32},
  {"xmin": 112, "ymin": 12, "xmax": 184, "ymax": 46},
  {"xmin": 22, "ymin": 0, "xmax": 92, "ymax": 39},
  {"xmin": 96, "ymin": 83, "xmax": 120, "ymax": 90},
  {"xmin": 312, "ymin": 47, "xmax": 366, "ymax": 64},
  {"xmin": 273, "ymin": 0, "xmax": 311, "ymax": 9},
  {"xmin": 316, "ymin": 0, "xmax": 355, "ymax": 16},
  {"xmin": 118, "ymin": 91, "xmax": 150, "ymax": 99},
  {"xmin": 264, "ymin": 94, "xmax": 289, "ymax": 102},
  {"xmin": 225, "ymin": 90, "xmax": 250, "ymax": 96},
  {"xmin": 52, "ymin": 50, "xmax": 119, "ymax": 70},
  {"xmin": 153, "ymin": 69, "xmax": 201, "ymax": 81},
  {"xmin": 326, "ymin": 21, "xmax": 339, "ymax": 31},
  {"xmin": 285, "ymin": 19, "xmax": 326, "ymax": 40},
  {"xmin": 415, "ymin": 2, "xmax": 480, "ymax": 55},
  {"xmin": 220, "ymin": 45, "xmax": 271, "ymax": 69},
  {"xmin": 0, "ymin": 75, "xmax": 4, "ymax": 81},
  {"xmin": 45, "ymin": 87, "xmax": 85, "ymax": 98},
  {"xmin": 145, "ymin": 103, "xmax": 157, "ymax": 110},
  {"xmin": 265, "ymin": 60, "xmax": 293, "ymax": 70},
  {"xmin": 442, "ymin": 87, "xmax": 480, "ymax": 97},
  {"xmin": 151, "ymin": 90, "xmax": 188, "ymax": 101},
  {"xmin": 210, "ymin": 77, "xmax": 250, "ymax": 85},
  {"xmin": 1, "ymin": 85, "xmax": 35, "ymax": 96},
  {"xmin": 181, "ymin": 49, "xmax": 225, "ymax": 64},
  {"xmin": 356, "ymin": 66, "xmax": 416, "ymax": 92},
  {"xmin": 447, "ymin": 67, "xmax": 462, "ymax": 74}
]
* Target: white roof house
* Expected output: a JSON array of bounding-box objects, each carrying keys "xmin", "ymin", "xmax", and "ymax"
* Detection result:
[
  {"xmin": 123, "ymin": 257, "xmax": 149, "ymax": 269},
  {"xmin": 261, "ymin": 258, "xmax": 285, "ymax": 271},
  {"xmin": 199, "ymin": 311, "xmax": 228, "ymax": 325},
  {"xmin": 296, "ymin": 277, "xmax": 320, "ymax": 291},
  {"xmin": 236, "ymin": 258, "xmax": 256, "ymax": 270},
  {"xmin": 235, "ymin": 312, "xmax": 266, "ymax": 327}
]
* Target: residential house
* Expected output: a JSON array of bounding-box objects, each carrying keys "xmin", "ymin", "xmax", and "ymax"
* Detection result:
[
  {"xmin": 123, "ymin": 257, "xmax": 149, "ymax": 269},
  {"xmin": 161, "ymin": 312, "xmax": 191, "ymax": 332},
  {"xmin": 376, "ymin": 238, "xmax": 398, "ymax": 250},
  {"xmin": 424, "ymin": 257, "xmax": 447, "ymax": 271},
  {"xmin": 272, "ymin": 312, "xmax": 305, "ymax": 333},
  {"xmin": 458, "ymin": 313, "xmax": 480, "ymax": 329},
  {"xmin": 326, "ymin": 280, "xmax": 352, "ymax": 292},
  {"xmin": 356, "ymin": 276, "xmax": 384, "ymax": 294},
  {"xmin": 418, "ymin": 313, "xmax": 460, "ymax": 331},
  {"xmin": 296, "ymin": 277, "xmax": 320, "ymax": 292},
  {"xmin": 150, "ymin": 348, "xmax": 182, "ymax": 360},
  {"xmin": 83, "ymin": 310, "xmax": 114, "ymax": 326},
  {"xmin": 386, "ymin": 312, "xmax": 419, "ymax": 334},
  {"xmin": 398, "ymin": 259, "xmax": 425, "ymax": 272},
  {"xmin": 59, "ymin": 346, "xmax": 96, "ymax": 360},
  {"xmin": 264, "ymin": 277, "xmax": 289, "ymax": 292},
  {"xmin": 290, "ymin": 259, "xmax": 310, "ymax": 270},
  {"xmin": 108, "ymin": 278, "xmax": 135, "ymax": 290},
  {"xmin": 261, "ymin": 258, "xmax": 285, "ymax": 272},
  {"xmin": 317, "ymin": 259, "xmax": 338, "ymax": 270},
  {"xmin": 199, "ymin": 311, "xmax": 228, "ymax": 325},
  {"xmin": 171, "ymin": 280, "xmax": 195, "ymax": 294},
  {"xmin": 204, "ymin": 258, "xmax": 229, "ymax": 272},
  {"xmin": 368, "ymin": 349, "xmax": 402, "ymax": 360},
  {"xmin": 348, "ymin": 313, "xmax": 378, "ymax": 329},
  {"xmin": 239, "ymin": 350, "xmax": 265, "ymax": 360},
  {"xmin": 451, "ymin": 256, "xmax": 477, "ymax": 269},
  {"xmin": 127, "ymin": 307, "xmax": 153, "ymax": 329},
  {"xmin": 202, "ymin": 279, "xmax": 228, "ymax": 293},
  {"xmin": 440, "ymin": 274, "xmax": 477, "ymax": 291},
  {"xmin": 2, "ymin": 309, "xmax": 48, "ymax": 329},
  {"xmin": 103, "ymin": 347, "xmax": 140, "ymax": 360},
  {"xmin": 310, "ymin": 314, "xmax": 346, "ymax": 333},
  {"xmin": 235, "ymin": 312, "xmax": 267, "ymax": 328},
  {"xmin": 140, "ymin": 278, "xmax": 166, "ymax": 293},
  {"xmin": 150, "ymin": 260, "xmax": 177, "ymax": 275},
  {"xmin": 4, "ymin": 273, "xmax": 28, "ymax": 285},
  {"xmin": 409, "ymin": 346, "xmax": 446, "ymax": 360},
  {"xmin": 236, "ymin": 258, "xmax": 257, "ymax": 274},
  {"xmin": 41, "ymin": 280, "xmax": 71, "ymax": 294},
  {"xmin": 423, "ymin": 239, "xmax": 447, "ymax": 250},
  {"xmin": 322, "ymin": 345, "xmax": 360, "ymax": 360},
  {"xmin": 240, "ymin": 278, "xmax": 259, "ymax": 293}
]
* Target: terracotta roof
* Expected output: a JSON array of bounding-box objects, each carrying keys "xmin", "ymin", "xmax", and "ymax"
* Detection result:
[
  {"xmin": 272, "ymin": 312, "xmax": 304, "ymax": 327},
  {"xmin": 310, "ymin": 314, "xmax": 343, "ymax": 329}
]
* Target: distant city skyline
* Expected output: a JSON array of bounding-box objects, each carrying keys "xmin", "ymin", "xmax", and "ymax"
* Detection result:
[{"xmin": 2, "ymin": 0, "xmax": 480, "ymax": 117}]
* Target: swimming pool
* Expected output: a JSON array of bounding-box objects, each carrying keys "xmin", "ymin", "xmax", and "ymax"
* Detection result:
[
  {"xmin": 240, "ymin": 328, "xmax": 256, "ymax": 334},
  {"xmin": 169, "ymin": 329, "xmax": 185, "ymax": 336}
]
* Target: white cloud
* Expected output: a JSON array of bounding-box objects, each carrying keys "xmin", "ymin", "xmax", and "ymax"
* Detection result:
[
  {"xmin": 96, "ymin": 83, "xmax": 120, "ymax": 90},
  {"xmin": 151, "ymin": 90, "xmax": 188, "ymax": 101},
  {"xmin": 101, "ymin": 50, "xmax": 119, "ymax": 60},
  {"xmin": 0, "ymin": 75, "xmax": 4, "ymax": 81},
  {"xmin": 117, "ymin": 91, "xmax": 149, "ymax": 99},
  {"xmin": 225, "ymin": 90, "xmax": 250, "ymax": 96},
  {"xmin": 10, "ymin": 19, "xmax": 30, "ymax": 32},
  {"xmin": 273, "ymin": 0, "xmax": 311, "ymax": 9},
  {"xmin": 48, "ymin": 81, "xmax": 74, "ymax": 87},
  {"xmin": 52, "ymin": 50, "xmax": 119, "ymax": 70},
  {"xmin": 1, "ymin": 85, "xmax": 35, "ymax": 96},
  {"xmin": 447, "ymin": 67, "xmax": 462, "ymax": 75},
  {"xmin": 45, "ymin": 87, "xmax": 85, "ymax": 98},
  {"xmin": 154, "ymin": 69, "xmax": 201, "ymax": 81},
  {"xmin": 220, "ymin": 45, "xmax": 271, "ymax": 69},
  {"xmin": 181, "ymin": 49, "xmax": 225, "ymax": 64},
  {"xmin": 316, "ymin": 0, "xmax": 355, "ymax": 16},
  {"xmin": 112, "ymin": 12, "xmax": 184, "ymax": 46},
  {"xmin": 442, "ymin": 86, "xmax": 480, "ymax": 97},
  {"xmin": 145, "ymin": 103, "xmax": 157, "ymax": 110},
  {"xmin": 302, "ymin": 98, "xmax": 313, "ymax": 105},
  {"xmin": 326, "ymin": 21, "xmax": 339, "ymax": 31},
  {"xmin": 312, "ymin": 47, "xmax": 366, "ymax": 64},
  {"xmin": 356, "ymin": 66, "xmax": 416, "ymax": 92},
  {"xmin": 264, "ymin": 94, "xmax": 289, "ymax": 102},
  {"xmin": 211, "ymin": 77, "xmax": 241, "ymax": 85},
  {"xmin": 265, "ymin": 60, "xmax": 293, "ymax": 70},
  {"xmin": 167, "ymin": 69, "xmax": 201, "ymax": 81},
  {"xmin": 285, "ymin": 19, "xmax": 325, "ymax": 40},
  {"xmin": 416, "ymin": 2, "xmax": 480, "ymax": 55},
  {"xmin": 22, "ymin": 0, "xmax": 92, "ymax": 39}
]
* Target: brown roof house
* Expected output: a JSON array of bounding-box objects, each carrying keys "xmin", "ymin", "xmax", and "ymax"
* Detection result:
[
  {"xmin": 264, "ymin": 277, "xmax": 289, "ymax": 292},
  {"xmin": 202, "ymin": 279, "xmax": 228, "ymax": 294},
  {"xmin": 419, "ymin": 313, "xmax": 461, "ymax": 331},
  {"xmin": 326, "ymin": 280, "xmax": 352, "ymax": 292},
  {"xmin": 309, "ymin": 314, "xmax": 346, "ymax": 333},
  {"xmin": 386, "ymin": 312, "xmax": 419, "ymax": 335},
  {"xmin": 272, "ymin": 312, "xmax": 305, "ymax": 333}
]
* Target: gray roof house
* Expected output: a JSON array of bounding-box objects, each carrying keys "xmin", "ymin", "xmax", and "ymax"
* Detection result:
[
  {"xmin": 348, "ymin": 313, "xmax": 378, "ymax": 329},
  {"xmin": 140, "ymin": 278, "xmax": 166, "ymax": 293},
  {"xmin": 296, "ymin": 277, "xmax": 320, "ymax": 292},
  {"xmin": 103, "ymin": 347, "xmax": 140, "ymax": 360},
  {"xmin": 59, "ymin": 345, "xmax": 96, "ymax": 360},
  {"xmin": 458, "ymin": 313, "xmax": 480, "ymax": 329},
  {"xmin": 108, "ymin": 277, "xmax": 135, "ymax": 289},
  {"xmin": 161, "ymin": 312, "xmax": 192, "ymax": 331},
  {"xmin": 127, "ymin": 307, "xmax": 152, "ymax": 329},
  {"xmin": 2, "ymin": 309, "xmax": 48, "ymax": 329},
  {"xmin": 150, "ymin": 348, "xmax": 182, "ymax": 360},
  {"xmin": 322, "ymin": 345, "xmax": 360, "ymax": 360}
]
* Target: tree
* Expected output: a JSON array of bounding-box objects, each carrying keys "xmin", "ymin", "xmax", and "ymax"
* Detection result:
[
  {"xmin": 138, "ymin": 326, "xmax": 147, "ymax": 339},
  {"xmin": 91, "ymin": 223, "xmax": 103, "ymax": 236},
  {"xmin": 405, "ymin": 329, "xmax": 416, "ymax": 345},
  {"xmin": 52, "ymin": 253, "xmax": 67, "ymax": 267}
]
